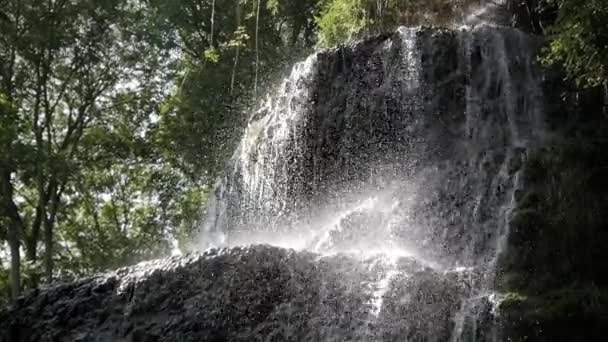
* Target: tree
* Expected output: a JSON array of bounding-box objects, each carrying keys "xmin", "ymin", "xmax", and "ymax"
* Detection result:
[
  {"xmin": 316, "ymin": 0, "xmax": 370, "ymax": 47},
  {"xmin": 151, "ymin": 0, "xmax": 318, "ymax": 180},
  {"xmin": 0, "ymin": 0, "xmax": 157, "ymax": 287},
  {"xmin": 0, "ymin": 0, "xmax": 323, "ymax": 301},
  {"xmin": 0, "ymin": 90, "xmax": 21, "ymax": 299},
  {"xmin": 541, "ymin": 0, "xmax": 608, "ymax": 87}
]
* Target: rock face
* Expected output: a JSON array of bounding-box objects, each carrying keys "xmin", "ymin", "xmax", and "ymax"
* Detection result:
[
  {"xmin": 202, "ymin": 24, "xmax": 545, "ymax": 277},
  {"xmin": 195, "ymin": 23, "xmax": 548, "ymax": 341},
  {"xmin": 0, "ymin": 246, "xmax": 465, "ymax": 342}
]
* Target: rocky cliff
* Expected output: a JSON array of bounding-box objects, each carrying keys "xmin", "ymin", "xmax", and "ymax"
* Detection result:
[{"xmin": 1, "ymin": 246, "xmax": 467, "ymax": 341}]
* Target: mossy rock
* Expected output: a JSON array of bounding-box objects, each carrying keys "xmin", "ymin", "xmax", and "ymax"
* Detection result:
[
  {"xmin": 499, "ymin": 292, "xmax": 527, "ymax": 310},
  {"xmin": 508, "ymin": 209, "xmax": 545, "ymax": 246},
  {"xmin": 499, "ymin": 286, "xmax": 608, "ymax": 341},
  {"xmin": 522, "ymin": 153, "xmax": 548, "ymax": 184},
  {"xmin": 495, "ymin": 271, "xmax": 529, "ymax": 293},
  {"xmin": 586, "ymin": 166, "xmax": 608, "ymax": 192},
  {"xmin": 517, "ymin": 190, "xmax": 543, "ymax": 211}
]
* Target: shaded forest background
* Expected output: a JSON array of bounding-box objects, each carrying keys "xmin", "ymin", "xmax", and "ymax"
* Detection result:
[{"xmin": 0, "ymin": 0, "xmax": 606, "ymax": 303}]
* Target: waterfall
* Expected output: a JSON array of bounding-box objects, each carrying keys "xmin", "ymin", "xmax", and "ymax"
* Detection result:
[
  {"xmin": 200, "ymin": 55, "xmax": 319, "ymax": 247},
  {"xmin": 198, "ymin": 22, "xmax": 545, "ymax": 340}
]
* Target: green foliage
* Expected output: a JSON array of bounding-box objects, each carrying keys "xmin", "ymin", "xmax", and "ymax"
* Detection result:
[
  {"xmin": 541, "ymin": 0, "xmax": 608, "ymax": 86},
  {"xmin": 204, "ymin": 48, "xmax": 221, "ymax": 63},
  {"xmin": 316, "ymin": 0, "xmax": 369, "ymax": 47},
  {"xmin": 498, "ymin": 292, "xmax": 527, "ymax": 311},
  {"xmin": 315, "ymin": 0, "xmax": 484, "ymax": 47},
  {"xmin": 0, "ymin": 0, "xmax": 208, "ymax": 298},
  {"xmin": 0, "ymin": 0, "xmax": 323, "ymax": 301},
  {"xmin": 151, "ymin": 0, "xmax": 320, "ymax": 180}
]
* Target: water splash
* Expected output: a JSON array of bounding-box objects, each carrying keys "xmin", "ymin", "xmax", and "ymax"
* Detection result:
[
  {"xmin": 460, "ymin": 0, "xmax": 510, "ymax": 29},
  {"xmin": 237, "ymin": 54, "xmax": 319, "ymax": 211},
  {"xmin": 199, "ymin": 54, "xmax": 319, "ymax": 247},
  {"xmin": 198, "ymin": 23, "xmax": 545, "ymax": 339},
  {"xmin": 448, "ymin": 24, "xmax": 544, "ymax": 341}
]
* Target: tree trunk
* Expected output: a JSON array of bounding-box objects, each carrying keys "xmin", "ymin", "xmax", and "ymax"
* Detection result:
[
  {"xmin": 44, "ymin": 184, "xmax": 61, "ymax": 283},
  {"xmin": 254, "ymin": 0, "xmax": 261, "ymax": 96},
  {"xmin": 290, "ymin": 21, "xmax": 302, "ymax": 47},
  {"xmin": 24, "ymin": 188, "xmax": 49, "ymax": 288},
  {"xmin": 27, "ymin": 182, "xmax": 49, "ymax": 264},
  {"xmin": 43, "ymin": 220, "xmax": 53, "ymax": 283},
  {"xmin": 8, "ymin": 221, "xmax": 20, "ymax": 301},
  {"xmin": 603, "ymin": 80, "xmax": 608, "ymax": 116},
  {"xmin": 210, "ymin": 0, "xmax": 215, "ymax": 46},
  {"xmin": 230, "ymin": 3, "xmax": 242, "ymax": 96},
  {"xmin": 2, "ymin": 170, "xmax": 22, "ymax": 301},
  {"xmin": 231, "ymin": 46, "xmax": 240, "ymax": 96},
  {"xmin": 25, "ymin": 228, "xmax": 38, "ymax": 262}
]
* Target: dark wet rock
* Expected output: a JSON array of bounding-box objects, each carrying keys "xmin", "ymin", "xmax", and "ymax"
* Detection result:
[
  {"xmin": 498, "ymin": 287, "xmax": 608, "ymax": 342},
  {"xmin": 196, "ymin": 24, "xmax": 555, "ymax": 342},
  {"xmin": 494, "ymin": 114, "xmax": 608, "ymax": 340},
  {"xmin": 0, "ymin": 245, "xmax": 464, "ymax": 342},
  {"xmin": 205, "ymin": 25, "xmax": 546, "ymax": 269},
  {"xmin": 378, "ymin": 269, "xmax": 463, "ymax": 341}
]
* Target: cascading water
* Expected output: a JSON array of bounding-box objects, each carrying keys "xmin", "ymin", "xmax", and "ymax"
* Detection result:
[
  {"xmin": 198, "ymin": 13, "xmax": 545, "ymax": 340},
  {"xmin": 448, "ymin": 24, "xmax": 545, "ymax": 341}
]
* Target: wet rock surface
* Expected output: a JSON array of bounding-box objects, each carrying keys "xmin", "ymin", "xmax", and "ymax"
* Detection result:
[
  {"xmin": 206, "ymin": 25, "xmax": 545, "ymax": 267},
  {"xmin": 0, "ymin": 245, "xmax": 464, "ymax": 342},
  {"xmin": 196, "ymin": 24, "xmax": 548, "ymax": 342}
]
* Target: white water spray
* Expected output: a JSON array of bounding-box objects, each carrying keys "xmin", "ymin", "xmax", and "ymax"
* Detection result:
[{"xmin": 199, "ymin": 21, "xmax": 545, "ymax": 339}]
